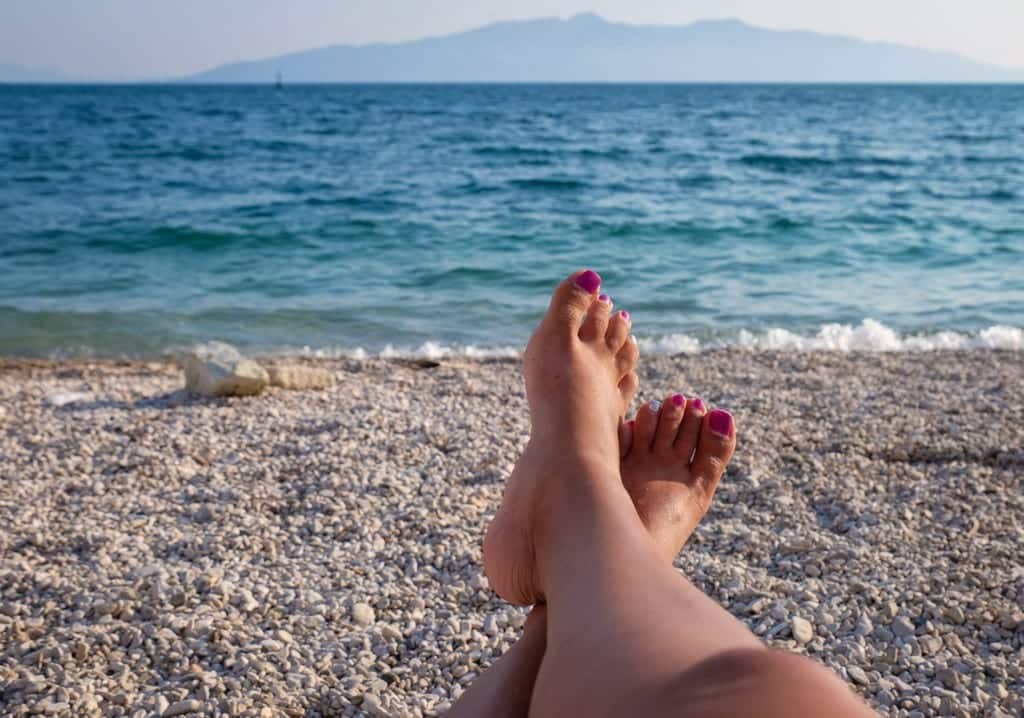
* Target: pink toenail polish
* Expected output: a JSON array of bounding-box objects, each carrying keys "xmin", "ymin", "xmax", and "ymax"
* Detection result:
[
  {"xmin": 709, "ymin": 409, "xmax": 734, "ymax": 438},
  {"xmin": 627, "ymin": 419, "xmax": 635, "ymax": 429},
  {"xmin": 619, "ymin": 310, "xmax": 630, "ymax": 322},
  {"xmin": 672, "ymin": 394, "xmax": 685, "ymax": 407},
  {"xmin": 690, "ymin": 398, "xmax": 705, "ymax": 413},
  {"xmin": 598, "ymin": 293, "xmax": 611, "ymax": 303},
  {"xmin": 575, "ymin": 270, "xmax": 602, "ymax": 294}
]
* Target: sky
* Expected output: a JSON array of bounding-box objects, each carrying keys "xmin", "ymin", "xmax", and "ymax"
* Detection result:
[{"xmin": 2, "ymin": 0, "xmax": 1023, "ymax": 79}]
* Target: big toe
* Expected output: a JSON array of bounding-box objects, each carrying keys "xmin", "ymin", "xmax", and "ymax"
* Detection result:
[
  {"xmin": 542, "ymin": 269, "xmax": 602, "ymax": 337},
  {"xmin": 689, "ymin": 408, "xmax": 736, "ymax": 499}
]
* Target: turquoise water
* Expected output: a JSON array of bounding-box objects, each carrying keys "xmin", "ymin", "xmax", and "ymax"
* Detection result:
[{"xmin": 1, "ymin": 84, "xmax": 1022, "ymax": 357}]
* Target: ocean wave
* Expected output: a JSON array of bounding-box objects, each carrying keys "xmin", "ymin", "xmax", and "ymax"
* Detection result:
[
  {"xmin": 286, "ymin": 342, "xmax": 522, "ymax": 360},
  {"xmin": 508, "ymin": 177, "xmax": 589, "ymax": 191},
  {"xmin": 638, "ymin": 321, "xmax": 1024, "ymax": 354},
  {"xmin": 739, "ymin": 153, "xmax": 836, "ymax": 171},
  {"xmin": 282, "ymin": 322, "xmax": 1023, "ymax": 360}
]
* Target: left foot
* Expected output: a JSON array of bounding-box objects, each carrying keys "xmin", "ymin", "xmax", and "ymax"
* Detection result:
[
  {"xmin": 484, "ymin": 270, "xmax": 638, "ymax": 606},
  {"xmin": 619, "ymin": 394, "xmax": 736, "ymax": 563}
]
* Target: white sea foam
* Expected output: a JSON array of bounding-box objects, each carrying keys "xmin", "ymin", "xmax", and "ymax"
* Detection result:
[
  {"xmin": 214, "ymin": 322, "xmax": 1024, "ymax": 361},
  {"xmin": 640, "ymin": 321, "xmax": 1024, "ymax": 354},
  {"xmin": 292, "ymin": 342, "xmax": 521, "ymax": 360}
]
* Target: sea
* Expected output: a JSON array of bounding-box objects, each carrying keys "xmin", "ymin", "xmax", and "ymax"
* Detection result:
[{"xmin": 1, "ymin": 84, "xmax": 1022, "ymax": 358}]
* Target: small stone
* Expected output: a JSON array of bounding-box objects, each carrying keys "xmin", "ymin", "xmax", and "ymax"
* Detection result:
[
  {"xmin": 193, "ymin": 505, "xmax": 216, "ymax": 523},
  {"xmin": 360, "ymin": 693, "xmax": 389, "ymax": 718},
  {"xmin": 352, "ymin": 603, "xmax": 376, "ymax": 627},
  {"xmin": 180, "ymin": 341, "xmax": 269, "ymax": 397},
  {"xmin": 919, "ymin": 635, "xmax": 943, "ymax": 655},
  {"xmin": 483, "ymin": 614, "xmax": 499, "ymax": 637},
  {"xmin": 44, "ymin": 392, "xmax": 91, "ymax": 407},
  {"xmin": 154, "ymin": 696, "xmax": 169, "ymax": 715},
  {"xmin": 944, "ymin": 606, "xmax": 966, "ymax": 625},
  {"xmin": 265, "ymin": 364, "xmax": 334, "ymax": 390},
  {"xmin": 163, "ymin": 699, "xmax": 201, "ymax": 717},
  {"xmin": 847, "ymin": 665, "xmax": 870, "ymax": 686},
  {"xmin": 233, "ymin": 589, "xmax": 259, "ymax": 613},
  {"xmin": 999, "ymin": 610, "xmax": 1023, "ymax": 630},
  {"xmin": 891, "ymin": 616, "xmax": 916, "ymax": 638},
  {"xmin": 936, "ymin": 667, "xmax": 960, "ymax": 689},
  {"xmin": 468, "ymin": 573, "xmax": 488, "ymax": 591},
  {"xmin": 791, "ymin": 616, "xmax": 814, "ymax": 644}
]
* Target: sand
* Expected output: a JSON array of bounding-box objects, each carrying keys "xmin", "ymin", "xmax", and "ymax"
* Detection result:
[{"xmin": 1, "ymin": 351, "xmax": 1022, "ymax": 717}]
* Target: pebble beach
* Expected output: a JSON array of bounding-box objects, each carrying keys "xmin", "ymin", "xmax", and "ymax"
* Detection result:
[{"xmin": 1, "ymin": 350, "xmax": 1022, "ymax": 718}]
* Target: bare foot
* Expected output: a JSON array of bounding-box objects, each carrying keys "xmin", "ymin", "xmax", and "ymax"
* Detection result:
[
  {"xmin": 450, "ymin": 413, "xmax": 734, "ymax": 718},
  {"xmin": 484, "ymin": 270, "xmax": 638, "ymax": 605},
  {"xmin": 619, "ymin": 394, "xmax": 736, "ymax": 564}
]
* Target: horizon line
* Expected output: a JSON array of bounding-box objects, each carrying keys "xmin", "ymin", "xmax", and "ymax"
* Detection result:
[{"xmin": 3, "ymin": 80, "xmax": 1024, "ymax": 87}]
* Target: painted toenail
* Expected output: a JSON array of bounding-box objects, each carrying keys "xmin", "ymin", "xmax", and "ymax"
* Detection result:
[
  {"xmin": 709, "ymin": 409, "xmax": 734, "ymax": 438},
  {"xmin": 671, "ymin": 393, "xmax": 685, "ymax": 407},
  {"xmin": 690, "ymin": 398, "xmax": 705, "ymax": 413},
  {"xmin": 575, "ymin": 270, "xmax": 602, "ymax": 293},
  {"xmin": 627, "ymin": 419, "xmax": 635, "ymax": 429},
  {"xmin": 649, "ymin": 400, "xmax": 662, "ymax": 413},
  {"xmin": 598, "ymin": 293, "xmax": 611, "ymax": 303},
  {"xmin": 619, "ymin": 310, "xmax": 630, "ymax": 322}
]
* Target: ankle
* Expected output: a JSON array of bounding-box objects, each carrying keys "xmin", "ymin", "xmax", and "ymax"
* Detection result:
[{"xmin": 524, "ymin": 437, "xmax": 620, "ymax": 480}]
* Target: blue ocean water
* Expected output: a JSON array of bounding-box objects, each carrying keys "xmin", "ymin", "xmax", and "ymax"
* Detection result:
[{"xmin": 0, "ymin": 84, "xmax": 1022, "ymax": 358}]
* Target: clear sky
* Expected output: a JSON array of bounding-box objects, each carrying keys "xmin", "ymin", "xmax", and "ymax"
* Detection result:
[{"xmin": 2, "ymin": 0, "xmax": 1022, "ymax": 79}]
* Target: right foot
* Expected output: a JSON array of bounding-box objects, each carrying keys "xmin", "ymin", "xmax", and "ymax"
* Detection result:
[
  {"xmin": 619, "ymin": 395, "xmax": 736, "ymax": 563},
  {"xmin": 484, "ymin": 270, "xmax": 638, "ymax": 605}
]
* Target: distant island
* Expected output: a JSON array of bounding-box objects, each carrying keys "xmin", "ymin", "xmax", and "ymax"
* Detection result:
[
  {"xmin": 184, "ymin": 14, "xmax": 1024, "ymax": 84},
  {"xmin": 3, "ymin": 14, "xmax": 1023, "ymax": 84}
]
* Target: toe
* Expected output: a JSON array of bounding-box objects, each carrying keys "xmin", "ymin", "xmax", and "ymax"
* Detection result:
[
  {"xmin": 673, "ymin": 397, "xmax": 707, "ymax": 463},
  {"xmin": 618, "ymin": 371, "xmax": 639, "ymax": 417},
  {"xmin": 615, "ymin": 335, "xmax": 639, "ymax": 379},
  {"xmin": 689, "ymin": 408, "xmax": 736, "ymax": 493},
  {"xmin": 653, "ymin": 393, "xmax": 686, "ymax": 454},
  {"xmin": 579, "ymin": 293, "xmax": 613, "ymax": 342},
  {"xmin": 632, "ymin": 398, "xmax": 661, "ymax": 454},
  {"xmin": 619, "ymin": 418, "xmax": 635, "ymax": 459},
  {"xmin": 605, "ymin": 310, "xmax": 632, "ymax": 352},
  {"xmin": 543, "ymin": 269, "xmax": 602, "ymax": 336}
]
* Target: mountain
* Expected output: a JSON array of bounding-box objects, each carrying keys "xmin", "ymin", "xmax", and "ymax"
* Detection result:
[
  {"xmin": 0, "ymin": 62, "xmax": 74, "ymax": 83},
  {"xmin": 184, "ymin": 13, "xmax": 1024, "ymax": 84}
]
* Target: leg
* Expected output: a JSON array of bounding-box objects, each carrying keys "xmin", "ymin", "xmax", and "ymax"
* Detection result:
[
  {"xmin": 446, "ymin": 606, "xmax": 549, "ymax": 718},
  {"xmin": 483, "ymin": 270, "xmax": 873, "ymax": 718},
  {"xmin": 453, "ymin": 383, "xmax": 731, "ymax": 717}
]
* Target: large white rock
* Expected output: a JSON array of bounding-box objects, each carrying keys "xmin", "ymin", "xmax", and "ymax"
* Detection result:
[
  {"xmin": 181, "ymin": 342, "xmax": 269, "ymax": 397},
  {"xmin": 266, "ymin": 364, "xmax": 334, "ymax": 390}
]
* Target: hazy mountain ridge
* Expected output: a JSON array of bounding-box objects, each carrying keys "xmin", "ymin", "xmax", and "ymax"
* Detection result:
[
  {"xmin": 184, "ymin": 14, "xmax": 1024, "ymax": 83},
  {"xmin": 2, "ymin": 14, "xmax": 1021, "ymax": 84}
]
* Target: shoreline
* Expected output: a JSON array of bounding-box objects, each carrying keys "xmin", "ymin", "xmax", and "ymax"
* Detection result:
[
  {"xmin": 1, "ymin": 344, "xmax": 1022, "ymax": 367},
  {"xmin": 1, "ymin": 350, "xmax": 1022, "ymax": 716}
]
